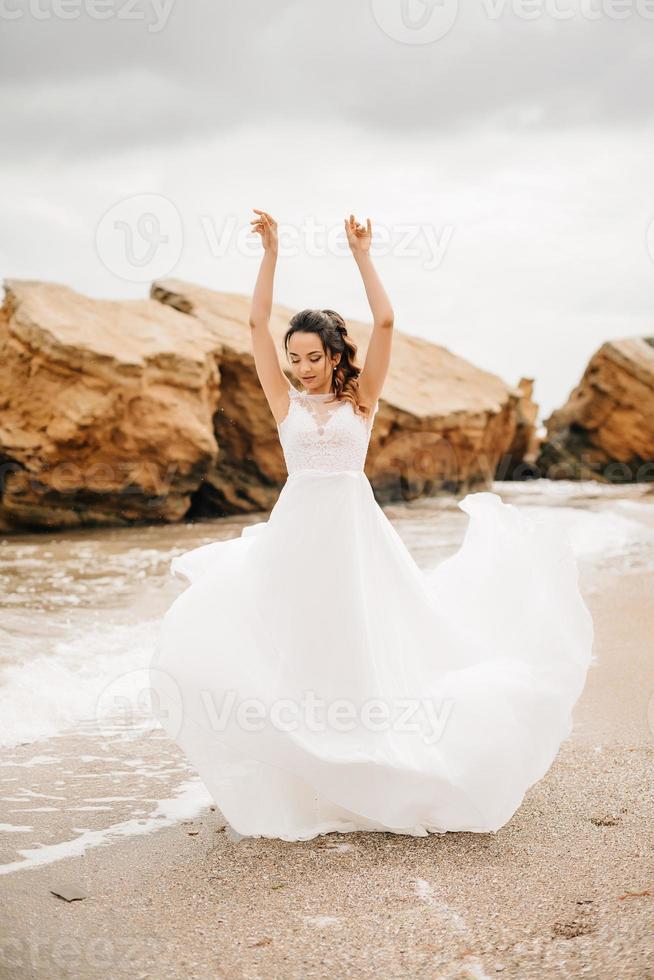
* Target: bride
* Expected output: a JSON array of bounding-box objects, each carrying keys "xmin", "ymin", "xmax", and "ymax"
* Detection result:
[{"xmin": 149, "ymin": 210, "xmax": 595, "ymax": 841}]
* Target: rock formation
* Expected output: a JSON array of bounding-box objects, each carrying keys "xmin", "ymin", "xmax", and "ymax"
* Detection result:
[
  {"xmin": 0, "ymin": 277, "xmax": 532, "ymax": 532},
  {"xmin": 539, "ymin": 338, "xmax": 654, "ymax": 483},
  {"xmin": 0, "ymin": 280, "xmax": 220, "ymax": 531}
]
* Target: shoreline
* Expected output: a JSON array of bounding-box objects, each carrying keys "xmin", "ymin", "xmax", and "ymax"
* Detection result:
[{"xmin": 1, "ymin": 563, "xmax": 652, "ymax": 978}]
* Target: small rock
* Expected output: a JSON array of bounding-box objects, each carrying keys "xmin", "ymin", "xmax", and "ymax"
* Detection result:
[{"xmin": 49, "ymin": 883, "xmax": 87, "ymax": 902}]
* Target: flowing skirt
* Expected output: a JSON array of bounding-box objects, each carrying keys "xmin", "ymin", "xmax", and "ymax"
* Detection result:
[{"xmin": 149, "ymin": 469, "xmax": 595, "ymax": 841}]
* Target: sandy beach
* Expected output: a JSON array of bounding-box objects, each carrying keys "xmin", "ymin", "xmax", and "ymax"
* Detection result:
[
  {"xmin": 3, "ymin": 1, "xmax": 653, "ymax": 974},
  {"xmin": 1, "ymin": 485, "xmax": 652, "ymax": 980}
]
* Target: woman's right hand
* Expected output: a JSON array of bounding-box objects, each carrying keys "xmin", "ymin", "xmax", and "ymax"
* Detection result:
[{"xmin": 251, "ymin": 209, "xmax": 278, "ymax": 253}]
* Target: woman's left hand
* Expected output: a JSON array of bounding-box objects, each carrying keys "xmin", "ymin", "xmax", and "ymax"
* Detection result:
[{"xmin": 345, "ymin": 213, "xmax": 372, "ymax": 256}]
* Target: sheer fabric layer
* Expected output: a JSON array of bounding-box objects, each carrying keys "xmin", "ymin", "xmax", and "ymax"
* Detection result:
[{"xmin": 149, "ymin": 384, "xmax": 594, "ymax": 840}]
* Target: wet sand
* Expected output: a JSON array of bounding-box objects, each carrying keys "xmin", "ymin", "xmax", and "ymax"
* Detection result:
[{"xmin": 1, "ymin": 563, "xmax": 652, "ymax": 979}]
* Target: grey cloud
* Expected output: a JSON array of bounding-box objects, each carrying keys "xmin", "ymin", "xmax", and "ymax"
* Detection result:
[{"xmin": 0, "ymin": 0, "xmax": 652, "ymax": 161}]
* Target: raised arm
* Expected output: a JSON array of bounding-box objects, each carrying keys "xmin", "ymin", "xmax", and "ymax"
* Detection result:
[
  {"xmin": 345, "ymin": 214, "xmax": 394, "ymax": 407},
  {"xmin": 248, "ymin": 210, "xmax": 291, "ymax": 424}
]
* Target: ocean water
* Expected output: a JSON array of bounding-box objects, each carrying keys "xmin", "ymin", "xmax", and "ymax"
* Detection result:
[
  {"xmin": 0, "ymin": 479, "xmax": 652, "ymax": 873},
  {"xmin": 2, "ymin": 479, "xmax": 653, "ymax": 749}
]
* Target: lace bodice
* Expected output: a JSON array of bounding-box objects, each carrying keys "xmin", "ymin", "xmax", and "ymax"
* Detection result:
[{"xmin": 277, "ymin": 386, "xmax": 379, "ymax": 475}]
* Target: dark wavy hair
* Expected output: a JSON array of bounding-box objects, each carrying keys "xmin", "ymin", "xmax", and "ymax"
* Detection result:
[{"xmin": 283, "ymin": 309, "xmax": 372, "ymax": 419}]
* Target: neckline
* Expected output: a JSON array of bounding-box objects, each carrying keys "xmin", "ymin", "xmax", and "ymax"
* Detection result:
[{"xmin": 300, "ymin": 390, "xmax": 338, "ymax": 398}]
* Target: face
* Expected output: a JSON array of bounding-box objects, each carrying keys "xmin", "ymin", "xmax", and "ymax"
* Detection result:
[{"xmin": 287, "ymin": 332, "xmax": 340, "ymax": 392}]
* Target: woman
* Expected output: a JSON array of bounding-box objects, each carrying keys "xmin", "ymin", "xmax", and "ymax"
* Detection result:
[{"xmin": 149, "ymin": 210, "xmax": 595, "ymax": 842}]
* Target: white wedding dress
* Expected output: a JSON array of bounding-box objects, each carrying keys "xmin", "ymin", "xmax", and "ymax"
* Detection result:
[{"xmin": 149, "ymin": 383, "xmax": 595, "ymax": 841}]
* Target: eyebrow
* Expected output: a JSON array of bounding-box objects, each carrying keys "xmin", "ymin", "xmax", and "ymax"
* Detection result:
[{"xmin": 289, "ymin": 351, "xmax": 322, "ymax": 357}]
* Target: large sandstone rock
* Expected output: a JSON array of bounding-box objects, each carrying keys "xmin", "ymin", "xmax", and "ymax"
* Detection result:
[
  {"xmin": 539, "ymin": 338, "xmax": 654, "ymax": 483},
  {"xmin": 0, "ymin": 280, "xmax": 220, "ymax": 531},
  {"xmin": 0, "ymin": 277, "xmax": 533, "ymax": 532},
  {"xmin": 151, "ymin": 278, "xmax": 530, "ymax": 505}
]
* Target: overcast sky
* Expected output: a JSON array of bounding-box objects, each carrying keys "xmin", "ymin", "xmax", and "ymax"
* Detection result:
[{"xmin": 1, "ymin": 0, "xmax": 653, "ymax": 419}]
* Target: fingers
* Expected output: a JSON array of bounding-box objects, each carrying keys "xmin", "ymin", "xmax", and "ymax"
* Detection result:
[
  {"xmin": 252, "ymin": 209, "xmax": 276, "ymax": 225},
  {"xmin": 345, "ymin": 213, "xmax": 370, "ymax": 235}
]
